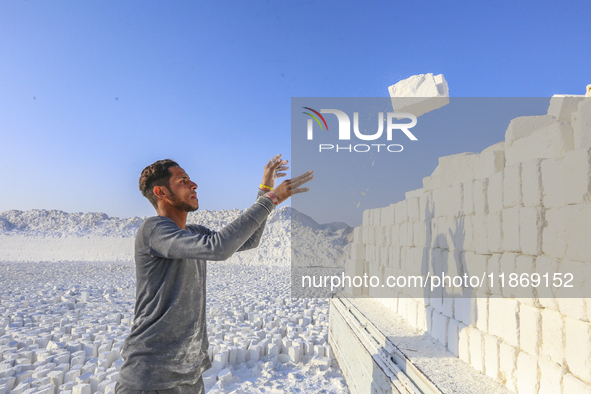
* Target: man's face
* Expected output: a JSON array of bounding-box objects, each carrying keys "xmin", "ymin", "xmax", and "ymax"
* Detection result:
[{"xmin": 165, "ymin": 166, "xmax": 199, "ymax": 212}]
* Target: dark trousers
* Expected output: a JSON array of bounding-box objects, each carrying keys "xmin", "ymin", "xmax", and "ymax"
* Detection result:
[{"xmin": 114, "ymin": 377, "xmax": 205, "ymax": 394}]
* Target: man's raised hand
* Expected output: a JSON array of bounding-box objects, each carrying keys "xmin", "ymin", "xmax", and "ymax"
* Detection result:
[
  {"xmin": 262, "ymin": 154, "xmax": 289, "ymax": 189},
  {"xmin": 273, "ymin": 170, "xmax": 314, "ymax": 204}
]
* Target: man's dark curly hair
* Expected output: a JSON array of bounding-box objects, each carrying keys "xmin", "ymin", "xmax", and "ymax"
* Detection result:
[{"xmin": 139, "ymin": 159, "xmax": 179, "ymax": 209}]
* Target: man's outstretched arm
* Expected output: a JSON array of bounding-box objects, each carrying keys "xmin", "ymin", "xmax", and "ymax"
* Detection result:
[
  {"xmin": 237, "ymin": 154, "xmax": 289, "ymax": 251},
  {"xmin": 146, "ymin": 156, "xmax": 312, "ymax": 261}
]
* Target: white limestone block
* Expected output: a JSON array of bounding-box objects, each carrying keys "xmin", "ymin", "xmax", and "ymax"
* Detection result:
[
  {"xmin": 353, "ymin": 226, "xmax": 362, "ymax": 244},
  {"xmin": 515, "ymin": 255, "xmax": 537, "ymax": 301},
  {"xmin": 473, "ymin": 179, "xmax": 489, "ymax": 215},
  {"xmin": 446, "ymin": 318, "xmax": 460, "ymax": 357},
  {"xmin": 502, "ymin": 207, "xmax": 520, "ymax": 253},
  {"xmin": 378, "ymin": 207, "xmax": 390, "ymax": 227},
  {"xmin": 228, "ymin": 346, "xmax": 237, "ymax": 365},
  {"xmin": 454, "ymin": 295, "xmax": 475, "ymax": 329},
  {"xmin": 504, "ymin": 114, "xmax": 556, "ymax": 148},
  {"xmin": 218, "ymin": 368, "xmax": 232, "ymax": 383},
  {"xmin": 405, "ymin": 298, "xmax": 419, "ymax": 327},
  {"xmin": 394, "ymin": 200, "xmax": 407, "ymax": 224},
  {"xmin": 456, "ymin": 217, "xmax": 472, "ymax": 252},
  {"xmin": 431, "ymin": 312, "xmax": 449, "ymax": 348},
  {"xmin": 0, "ymin": 377, "xmax": 15, "ymax": 392},
  {"xmin": 380, "ymin": 226, "xmax": 391, "ymax": 247},
  {"xmin": 522, "ymin": 159, "xmax": 543, "ymax": 207},
  {"xmin": 89, "ymin": 371, "xmax": 106, "ymax": 392},
  {"xmin": 10, "ymin": 382, "xmax": 30, "ymax": 394},
  {"xmin": 538, "ymin": 358, "xmax": 564, "ymax": 394},
  {"xmin": 440, "ymin": 216, "xmax": 456, "ymax": 251},
  {"xmin": 313, "ymin": 345, "xmax": 325, "ymax": 358},
  {"xmin": 399, "ymin": 222, "xmax": 408, "ymax": 246},
  {"xmin": 487, "ymin": 171, "xmax": 504, "ymax": 213},
  {"xmin": 76, "ymin": 371, "xmax": 93, "ymax": 384},
  {"xmin": 458, "ymin": 322, "xmax": 470, "ymax": 364},
  {"xmin": 462, "ymin": 252, "xmax": 487, "ymax": 287},
  {"xmin": 202, "ymin": 374, "xmax": 216, "ymax": 390},
  {"xmin": 488, "ymin": 297, "xmax": 519, "ymax": 347},
  {"xmin": 468, "ymin": 327, "xmax": 484, "ymax": 373},
  {"xmin": 506, "ymin": 121, "xmax": 574, "ymax": 166},
  {"xmin": 365, "ymin": 244, "xmax": 374, "ymax": 263},
  {"xmin": 519, "ymin": 207, "xmax": 544, "ymax": 256},
  {"xmin": 388, "ymin": 73, "xmax": 449, "ymax": 118},
  {"xmin": 397, "ymin": 297, "xmax": 409, "ymax": 319},
  {"xmin": 420, "ymin": 192, "xmax": 434, "ymax": 221},
  {"xmin": 478, "ymin": 143, "xmax": 505, "ymax": 179},
  {"xmin": 350, "ymin": 243, "xmax": 364, "ymax": 262},
  {"xmin": 573, "ymin": 100, "xmax": 591, "ymax": 150},
  {"xmin": 541, "ymin": 308, "xmax": 565, "ymax": 365},
  {"xmin": 35, "ymin": 384, "xmax": 54, "ymax": 394},
  {"xmin": 483, "ymin": 334, "xmax": 499, "ymax": 380},
  {"xmin": 516, "ymin": 351, "xmax": 540, "ymax": 394},
  {"xmin": 288, "ymin": 345, "xmax": 300, "ymax": 363},
  {"xmin": 413, "ymin": 221, "xmax": 427, "ymax": 248},
  {"xmin": 388, "ymin": 246, "xmax": 401, "ymax": 270},
  {"xmin": 547, "ymin": 94, "xmax": 586, "ymax": 121},
  {"xmin": 498, "ymin": 343, "xmax": 518, "ymax": 392},
  {"xmin": 427, "ymin": 153, "xmax": 480, "ymax": 191},
  {"xmin": 535, "ymin": 256, "xmax": 560, "ymax": 310},
  {"xmin": 563, "ymin": 373, "xmax": 591, "ymax": 394},
  {"xmin": 371, "ymin": 209, "xmax": 380, "ymax": 227},
  {"xmin": 236, "ymin": 347, "xmax": 246, "ymax": 364},
  {"xmin": 565, "ymin": 317, "xmax": 591, "ymax": 383},
  {"xmin": 519, "ymin": 304, "xmax": 541, "ymax": 357},
  {"xmin": 389, "ymin": 224, "xmax": 399, "ymax": 247},
  {"xmin": 72, "ymin": 384, "xmax": 91, "ymax": 394},
  {"xmin": 564, "ymin": 148, "xmax": 591, "ymax": 205},
  {"xmin": 541, "ymin": 157, "xmax": 566, "ymax": 208},
  {"xmin": 406, "ymin": 221, "xmax": 415, "ymax": 248},
  {"xmin": 474, "ymin": 295, "xmax": 488, "ymax": 332},
  {"xmin": 406, "ymin": 197, "xmax": 420, "ymax": 222},
  {"xmin": 64, "ymin": 369, "xmax": 80, "ymax": 383},
  {"xmin": 434, "ymin": 185, "xmax": 463, "ymax": 218},
  {"xmin": 441, "ymin": 289, "xmax": 454, "ymax": 319},
  {"xmin": 462, "ymin": 180, "xmax": 475, "ymax": 216},
  {"xmin": 503, "ymin": 163, "xmax": 522, "ymax": 208},
  {"xmin": 80, "ymin": 292, "xmax": 89, "ymax": 303},
  {"xmin": 362, "ymin": 209, "xmax": 370, "ymax": 227},
  {"xmin": 499, "ymin": 253, "xmax": 517, "ymax": 298},
  {"xmin": 560, "ymin": 203, "xmax": 591, "ymax": 262},
  {"xmin": 542, "ymin": 207, "xmax": 566, "ymax": 259},
  {"xmin": 247, "ymin": 348, "xmax": 259, "ymax": 362},
  {"xmin": 421, "ymin": 303, "xmax": 433, "ymax": 329},
  {"xmin": 414, "ymin": 303, "xmax": 427, "ymax": 333},
  {"xmin": 486, "ymin": 212, "xmax": 503, "ymax": 254}
]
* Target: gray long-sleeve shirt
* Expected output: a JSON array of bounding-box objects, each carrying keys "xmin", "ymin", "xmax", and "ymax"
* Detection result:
[{"xmin": 119, "ymin": 192, "xmax": 274, "ymax": 389}]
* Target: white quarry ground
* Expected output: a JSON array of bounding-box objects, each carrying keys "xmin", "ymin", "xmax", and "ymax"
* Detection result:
[
  {"xmin": 0, "ymin": 262, "xmax": 348, "ymax": 394},
  {"xmin": 0, "ymin": 207, "xmax": 351, "ymax": 394}
]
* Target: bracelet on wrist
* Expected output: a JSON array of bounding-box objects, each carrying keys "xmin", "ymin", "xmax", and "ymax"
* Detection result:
[
  {"xmin": 260, "ymin": 183, "xmax": 273, "ymax": 192},
  {"xmin": 265, "ymin": 191, "xmax": 278, "ymax": 205}
]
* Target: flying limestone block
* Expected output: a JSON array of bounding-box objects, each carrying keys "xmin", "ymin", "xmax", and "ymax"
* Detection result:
[{"xmin": 388, "ymin": 73, "xmax": 449, "ymax": 117}]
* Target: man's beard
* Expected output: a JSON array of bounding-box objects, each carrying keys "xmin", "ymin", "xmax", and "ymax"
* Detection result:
[{"xmin": 169, "ymin": 191, "xmax": 198, "ymax": 212}]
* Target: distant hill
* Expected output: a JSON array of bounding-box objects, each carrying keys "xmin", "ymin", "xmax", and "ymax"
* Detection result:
[{"xmin": 0, "ymin": 207, "xmax": 353, "ymax": 267}]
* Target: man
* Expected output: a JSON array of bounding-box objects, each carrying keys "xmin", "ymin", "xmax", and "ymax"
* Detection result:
[{"xmin": 116, "ymin": 155, "xmax": 313, "ymax": 394}]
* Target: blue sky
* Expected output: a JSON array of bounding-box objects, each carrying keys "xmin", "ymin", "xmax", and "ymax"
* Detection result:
[{"xmin": 1, "ymin": 1, "xmax": 590, "ymax": 223}]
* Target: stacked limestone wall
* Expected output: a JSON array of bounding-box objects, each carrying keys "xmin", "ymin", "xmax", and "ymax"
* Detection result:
[{"xmin": 347, "ymin": 96, "xmax": 591, "ymax": 394}]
